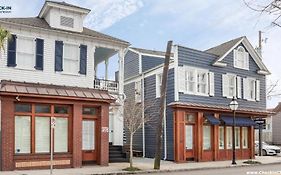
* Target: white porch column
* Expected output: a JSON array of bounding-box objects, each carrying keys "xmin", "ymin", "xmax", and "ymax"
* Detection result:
[
  {"xmin": 111, "ymin": 49, "xmax": 125, "ymax": 146},
  {"xmin": 105, "ymin": 58, "xmax": 109, "ymax": 80}
]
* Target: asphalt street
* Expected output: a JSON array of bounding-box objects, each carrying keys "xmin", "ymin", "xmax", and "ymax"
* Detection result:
[{"xmin": 141, "ymin": 163, "xmax": 281, "ymax": 175}]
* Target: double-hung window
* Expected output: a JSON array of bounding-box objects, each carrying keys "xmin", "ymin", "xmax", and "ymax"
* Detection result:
[
  {"xmin": 222, "ymin": 74, "xmax": 242, "ymax": 98},
  {"xmin": 228, "ymin": 74, "xmax": 236, "ymax": 97},
  {"xmin": 17, "ymin": 36, "xmax": 35, "ymax": 69},
  {"xmin": 197, "ymin": 70, "xmax": 208, "ymax": 94},
  {"xmin": 234, "ymin": 46, "xmax": 249, "ymax": 70},
  {"xmin": 243, "ymin": 77, "xmax": 260, "ymax": 101},
  {"xmin": 156, "ymin": 73, "xmax": 162, "ymax": 98},
  {"xmin": 63, "ymin": 43, "xmax": 79, "ymax": 74},
  {"xmin": 179, "ymin": 66, "xmax": 213, "ymax": 96}
]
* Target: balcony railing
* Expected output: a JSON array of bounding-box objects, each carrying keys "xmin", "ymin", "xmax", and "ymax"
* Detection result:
[{"xmin": 94, "ymin": 79, "xmax": 119, "ymax": 93}]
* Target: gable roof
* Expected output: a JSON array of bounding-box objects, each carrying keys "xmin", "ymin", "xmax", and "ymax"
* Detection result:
[
  {"xmin": 272, "ymin": 102, "xmax": 281, "ymax": 113},
  {"xmin": 0, "ymin": 17, "xmax": 129, "ymax": 46},
  {"xmin": 45, "ymin": 1, "xmax": 91, "ymax": 11},
  {"xmin": 205, "ymin": 36, "xmax": 270, "ymax": 75},
  {"xmin": 205, "ymin": 36, "xmax": 244, "ymax": 57},
  {"xmin": 130, "ymin": 47, "xmax": 174, "ymax": 58}
]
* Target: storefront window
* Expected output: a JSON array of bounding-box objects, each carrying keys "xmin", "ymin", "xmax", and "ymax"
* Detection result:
[
  {"xmin": 83, "ymin": 107, "xmax": 96, "ymax": 115},
  {"xmin": 219, "ymin": 126, "xmax": 224, "ymax": 149},
  {"xmin": 203, "ymin": 125, "xmax": 211, "ymax": 150},
  {"xmin": 185, "ymin": 114, "xmax": 195, "ymax": 123},
  {"xmin": 14, "ymin": 103, "xmax": 70, "ymax": 154},
  {"xmin": 15, "ymin": 116, "xmax": 31, "ymax": 153},
  {"xmin": 35, "ymin": 104, "xmax": 51, "ymax": 113},
  {"xmin": 242, "ymin": 127, "xmax": 248, "ymax": 149},
  {"xmin": 185, "ymin": 125, "xmax": 193, "ymax": 149},
  {"xmin": 54, "ymin": 105, "xmax": 68, "ymax": 114},
  {"xmin": 235, "ymin": 127, "xmax": 240, "ymax": 149},
  {"xmin": 35, "ymin": 117, "xmax": 50, "ymax": 153},
  {"xmin": 226, "ymin": 127, "xmax": 232, "ymax": 149},
  {"xmin": 55, "ymin": 118, "xmax": 68, "ymax": 152},
  {"xmin": 15, "ymin": 104, "xmax": 31, "ymax": 113}
]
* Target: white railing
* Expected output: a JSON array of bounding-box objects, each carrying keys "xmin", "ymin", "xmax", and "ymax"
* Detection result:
[{"xmin": 94, "ymin": 79, "xmax": 119, "ymax": 93}]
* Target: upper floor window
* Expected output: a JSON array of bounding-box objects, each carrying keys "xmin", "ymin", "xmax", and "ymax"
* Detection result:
[
  {"xmin": 234, "ymin": 46, "xmax": 249, "ymax": 70},
  {"xmin": 222, "ymin": 74, "xmax": 242, "ymax": 99},
  {"xmin": 135, "ymin": 81, "xmax": 142, "ymax": 103},
  {"xmin": 243, "ymin": 77, "xmax": 260, "ymax": 101},
  {"xmin": 179, "ymin": 66, "xmax": 214, "ymax": 96},
  {"xmin": 156, "ymin": 73, "xmax": 162, "ymax": 98},
  {"xmin": 63, "ymin": 43, "xmax": 79, "ymax": 74},
  {"xmin": 60, "ymin": 16, "xmax": 74, "ymax": 28},
  {"xmin": 17, "ymin": 36, "xmax": 35, "ymax": 69}
]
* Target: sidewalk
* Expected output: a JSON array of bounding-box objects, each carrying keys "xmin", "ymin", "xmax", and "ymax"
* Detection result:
[{"xmin": 2, "ymin": 156, "xmax": 281, "ymax": 175}]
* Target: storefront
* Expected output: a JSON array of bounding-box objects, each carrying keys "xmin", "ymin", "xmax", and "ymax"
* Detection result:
[
  {"xmin": 0, "ymin": 81, "xmax": 114, "ymax": 171},
  {"xmin": 172, "ymin": 102, "xmax": 270, "ymax": 163}
]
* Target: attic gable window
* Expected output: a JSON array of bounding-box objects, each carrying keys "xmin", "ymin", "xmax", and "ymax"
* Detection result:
[
  {"xmin": 60, "ymin": 16, "xmax": 74, "ymax": 28},
  {"xmin": 234, "ymin": 46, "xmax": 249, "ymax": 70}
]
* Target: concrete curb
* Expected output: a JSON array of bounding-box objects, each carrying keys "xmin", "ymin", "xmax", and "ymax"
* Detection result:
[{"xmin": 91, "ymin": 162, "xmax": 281, "ymax": 175}]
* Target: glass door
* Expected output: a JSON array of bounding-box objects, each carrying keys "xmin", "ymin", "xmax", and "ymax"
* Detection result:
[{"xmin": 82, "ymin": 120, "xmax": 96, "ymax": 161}]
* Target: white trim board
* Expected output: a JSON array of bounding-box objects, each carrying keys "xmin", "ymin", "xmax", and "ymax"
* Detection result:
[{"xmin": 212, "ymin": 37, "xmax": 270, "ymax": 75}]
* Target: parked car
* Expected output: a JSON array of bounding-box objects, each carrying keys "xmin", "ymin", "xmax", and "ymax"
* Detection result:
[{"xmin": 255, "ymin": 141, "xmax": 281, "ymax": 156}]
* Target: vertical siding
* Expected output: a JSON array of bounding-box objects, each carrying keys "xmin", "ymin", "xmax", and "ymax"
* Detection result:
[
  {"xmin": 124, "ymin": 82, "xmax": 143, "ymax": 151},
  {"xmin": 178, "ymin": 44, "xmax": 266, "ymax": 110},
  {"xmin": 124, "ymin": 50, "xmax": 139, "ymax": 80},
  {"xmin": 142, "ymin": 55, "xmax": 164, "ymax": 72},
  {"xmin": 272, "ymin": 112, "xmax": 281, "ymax": 145}
]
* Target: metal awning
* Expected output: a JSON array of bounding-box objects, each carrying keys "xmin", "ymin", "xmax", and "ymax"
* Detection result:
[
  {"xmin": 204, "ymin": 114, "xmax": 220, "ymax": 125},
  {"xmin": 0, "ymin": 80, "xmax": 115, "ymax": 103},
  {"xmin": 220, "ymin": 116, "xmax": 256, "ymax": 126}
]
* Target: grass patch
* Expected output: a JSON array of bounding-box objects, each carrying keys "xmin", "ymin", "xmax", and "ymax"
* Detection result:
[
  {"xmin": 243, "ymin": 160, "xmax": 262, "ymax": 164},
  {"xmin": 122, "ymin": 167, "xmax": 141, "ymax": 172}
]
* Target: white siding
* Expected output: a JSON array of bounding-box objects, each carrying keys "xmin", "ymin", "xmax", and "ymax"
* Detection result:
[{"xmin": 0, "ymin": 26, "xmax": 96, "ymax": 88}]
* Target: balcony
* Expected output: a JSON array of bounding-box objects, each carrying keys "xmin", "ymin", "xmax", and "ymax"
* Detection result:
[{"xmin": 94, "ymin": 79, "xmax": 119, "ymax": 93}]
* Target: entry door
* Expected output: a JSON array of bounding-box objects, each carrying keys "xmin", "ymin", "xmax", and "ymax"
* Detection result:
[
  {"xmin": 185, "ymin": 125, "xmax": 195, "ymax": 160},
  {"xmin": 109, "ymin": 112, "xmax": 114, "ymax": 143},
  {"xmin": 82, "ymin": 120, "xmax": 96, "ymax": 161}
]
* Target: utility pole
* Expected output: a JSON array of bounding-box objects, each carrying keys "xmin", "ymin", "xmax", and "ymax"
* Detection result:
[
  {"xmin": 258, "ymin": 30, "xmax": 262, "ymax": 57},
  {"xmin": 154, "ymin": 40, "xmax": 173, "ymax": 170}
]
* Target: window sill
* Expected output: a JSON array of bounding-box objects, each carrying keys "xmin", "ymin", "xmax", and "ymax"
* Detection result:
[
  {"xmin": 9, "ymin": 66, "xmax": 40, "ymax": 72},
  {"xmin": 182, "ymin": 92, "xmax": 209, "ymax": 97},
  {"xmin": 56, "ymin": 71, "xmax": 86, "ymax": 77},
  {"xmin": 234, "ymin": 66, "xmax": 249, "ymax": 71}
]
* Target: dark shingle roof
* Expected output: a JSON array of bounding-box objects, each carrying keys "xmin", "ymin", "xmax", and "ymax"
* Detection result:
[
  {"xmin": 0, "ymin": 17, "xmax": 129, "ymax": 46},
  {"xmin": 45, "ymin": 1, "xmax": 91, "ymax": 11},
  {"xmin": 131, "ymin": 47, "xmax": 173, "ymax": 57},
  {"xmin": 205, "ymin": 36, "xmax": 244, "ymax": 57}
]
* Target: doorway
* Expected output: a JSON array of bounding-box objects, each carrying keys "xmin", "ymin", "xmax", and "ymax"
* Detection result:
[
  {"xmin": 109, "ymin": 112, "xmax": 114, "ymax": 143},
  {"xmin": 82, "ymin": 120, "xmax": 96, "ymax": 161}
]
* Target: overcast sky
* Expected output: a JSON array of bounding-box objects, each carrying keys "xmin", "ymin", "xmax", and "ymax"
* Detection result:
[{"xmin": 1, "ymin": 0, "xmax": 280, "ymax": 108}]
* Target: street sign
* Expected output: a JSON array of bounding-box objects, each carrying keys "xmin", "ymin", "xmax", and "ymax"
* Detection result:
[
  {"xmin": 254, "ymin": 118, "xmax": 266, "ymax": 130},
  {"xmin": 51, "ymin": 117, "xmax": 56, "ymax": 128}
]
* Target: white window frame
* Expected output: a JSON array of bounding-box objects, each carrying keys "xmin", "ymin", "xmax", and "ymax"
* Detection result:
[
  {"xmin": 135, "ymin": 80, "xmax": 142, "ymax": 103},
  {"xmin": 243, "ymin": 77, "xmax": 260, "ymax": 101},
  {"xmin": 223, "ymin": 73, "xmax": 240, "ymax": 98},
  {"xmin": 197, "ymin": 70, "xmax": 208, "ymax": 95},
  {"xmin": 156, "ymin": 73, "xmax": 162, "ymax": 98},
  {"xmin": 228, "ymin": 74, "xmax": 236, "ymax": 98},
  {"xmin": 234, "ymin": 46, "xmax": 249, "ymax": 70},
  {"xmin": 235, "ymin": 127, "xmax": 240, "ymax": 149},
  {"xmin": 226, "ymin": 126, "xmax": 232, "ymax": 149},
  {"xmin": 185, "ymin": 68, "xmax": 196, "ymax": 94},
  {"xmin": 63, "ymin": 43, "xmax": 79, "ymax": 75},
  {"xmin": 219, "ymin": 126, "xmax": 225, "ymax": 149},
  {"xmin": 242, "ymin": 127, "xmax": 248, "ymax": 149},
  {"xmin": 16, "ymin": 35, "xmax": 35, "ymax": 70}
]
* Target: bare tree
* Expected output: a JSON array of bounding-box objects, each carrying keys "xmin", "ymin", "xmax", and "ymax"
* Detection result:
[
  {"xmin": 244, "ymin": 0, "xmax": 281, "ymax": 27},
  {"xmin": 123, "ymin": 98, "xmax": 158, "ymax": 170},
  {"xmin": 267, "ymin": 80, "xmax": 281, "ymax": 99}
]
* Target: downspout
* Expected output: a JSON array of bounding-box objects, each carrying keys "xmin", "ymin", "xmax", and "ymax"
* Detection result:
[{"xmin": 141, "ymin": 73, "xmax": 145, "ymax": 157}]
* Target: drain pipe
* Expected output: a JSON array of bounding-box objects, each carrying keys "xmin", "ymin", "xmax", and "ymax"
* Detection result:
[{"xmin": 141, "ymin": 73, "xmax": 146, "ymax": 157}]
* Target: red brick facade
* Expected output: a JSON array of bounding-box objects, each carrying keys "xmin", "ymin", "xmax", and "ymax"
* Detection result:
[{"xmin": 0, "ymin": 94, "xmax": 112, "ymax": 171}]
